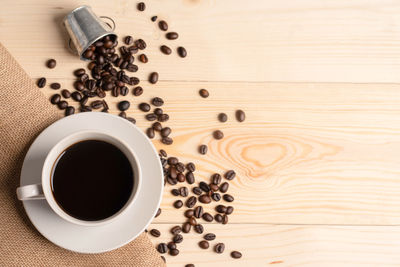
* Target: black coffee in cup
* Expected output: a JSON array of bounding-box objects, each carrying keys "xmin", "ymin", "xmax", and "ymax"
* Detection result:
[{"xmin": 51, "ymin": 140, "xmax": 134, "ymax": 221}]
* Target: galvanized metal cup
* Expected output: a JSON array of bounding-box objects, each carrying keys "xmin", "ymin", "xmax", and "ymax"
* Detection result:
[{"xmin": 63, "ymin": 5, "xmax": 117, "ymax": 61}]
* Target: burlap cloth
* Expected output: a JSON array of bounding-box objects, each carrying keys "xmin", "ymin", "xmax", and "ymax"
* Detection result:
[{"xmin": 0, "ymin": 43, "xmax": 165, "ymax": 266}]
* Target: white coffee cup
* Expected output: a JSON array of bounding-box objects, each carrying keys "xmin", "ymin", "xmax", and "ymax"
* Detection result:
[{"xmin": 16, "ymin": 130, "xmax": 141, "ymax": 227}]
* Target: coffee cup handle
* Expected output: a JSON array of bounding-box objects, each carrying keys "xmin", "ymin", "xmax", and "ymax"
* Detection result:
[{"xmin": 16, "ymin": 184, "xmax": 45, "ymax": 201}]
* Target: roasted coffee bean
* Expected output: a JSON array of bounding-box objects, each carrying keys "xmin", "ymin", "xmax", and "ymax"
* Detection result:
[
  {"xmin": 211, "ymin": 173, "xmax": 222, "ymax": 185},
  {"xmin": 133, "ymin": 86, "xmax": 143, "ymax": 96},
  {"xmin": 130, "ymin": 77, "xmax": 140, "ymax": 85},
  {"xmin": 225, "ymin": 170, "xmax": 236, "ymax": 180},
  {"xmin": 135, "ymin": 39, "xmax": 147, "ymax": 50},
  {"xmin": 157, "ymin": 243, "xmax": 168, "ymax": 254},
  {"xmin": 185, "ymin": 265, "xmax": 195, "ymax": 267},
  {"xmin": 186, "ymin": 172, "xmax": 195, "ymax": 184},
  {"xmin": 166, "ymin": 32, "xmax": 178, "ymax": 40},
  {"xmin": 171, "ymin": 226, "xmax": 182, "ymax": 235},
  {"xmin": 80, "ymin": 105, "xmax": 92, "ymax": 112},
  {"xmin": 222, "ymin": 214, "xmax": 228, "ymax": 224},
  {"xmin": 128, "ymin": 45, "xmax": 139, "ymax": 54},
  {"xmin": 212, "ymin": 193, "xmax": 221, "ymax": 202},
  {"xmin": 146, "ymin": 127, "xmax": 155, "ymax": 139},
  {"xmin": 186, "ymin": 196, "xmax": 197, "ymax": 208},
  {"xmin": 179, "ymin": 187, "xmax": 188, "ymax": 197},
  {"xmin": 162, "ymin": 137, "xmax": 173, "ymax": 145},
  {"xmin": 193, "ymin": 187, "xmax": 202, "ymax": 195},
  {"xmin": 223, "ymin": 194, "xmax": 234, "ymax": 202},
  {"xmin": 171, "ymin": 188, "xmax": 180, "ymax": 196},
  {"xmin": 127, "ymin": 64, "xmax": 138, "ymax": 72},
  {"xmin": 79, "ymin": 74, "xmax": 89, "ymax": 83},
  {"xmin": 219, "ymin": 182, "xmax": 229, "ymax": 193},
  {"xmin": 214, "ymin": 243, "xmax": 225, "ymax": 254},
  {"xmin": 226, "ymin": 206, "xmax": 234, "ymax": 215},
  {"xmin": 199, "ymin": 89, "xmax": 209, "ymax": 98},
  {"xmin": 168, "ymin": 157, "xmax": 178, "ymax": 165},
  {"xmin": 202, "ymin": 212, "xmax": 213, "ymax": 222},
  {"xmin": 218, "ymin": 113, "xmax": 228, "ymax": 122},
  {"xmin": 50, "ymin": 83, "xmax": 61, "ymax": 90},
  {"xmin": 173, "ymin": 234, "xmax": 183, "ymax": 244},
  {"xmin": 57, "ymin": 100, "xmax": 68, "ymax": 110},
  {"xmin": 91, "ymin": 100, "xmax": 103, "ymax": 109},
  {"xmin": 153, "ymin": 122, "xmax": 163, "ymax": 131},
  {"xmin": 199, "ymin": 145, "xmax": 208, "ymax": 155},
  {"xmin": 150, "ymin": 229, "xmax": 161, "ymax": 237},
  {"xmin": 80, "ymin": 96, "xmax": 88, "ymax": 106},
  {"xmin": 177, "ymin": 173, "xmax": 185, "ymax": 182},
  {"xmin": 199, "ymin": 182, "xmax": 210, "ymax": 193},
  {"xmin": 189, "ymin": 216, "xmax": 197, "ymax": 226},
  {"xmin": 194, "ymin": 224, "xmax": 204, "ymax": 234},
  {"xmin": 146, "ymin": 113, "xmax": 158, "ymax": 121},
  {"xmin": 169, "ymin": 248, "xmax": 179, "ymax": 256},
  {"xmin": 161, "ymin": 127, "xmax": 171, "ymax": 137},
  {"xmin": 46, "ymin": 59, "xmax": 56, "ymax": 69},
  {"xmin": 65, "ymin": 106, "xmax": 75, "ymax": 116},
  {"xmin": 151, "ymin": 97, "xmax": 164, "ymax": 107},
  {"xmin": 71, "ymin": 91, "xmax": 83, "ymax": 102},
  {"xmin": 104, "ymin": 39, "xmax": 114, "ymax": 48},
  {"xmin": 118, "ymin": 100, "xmax": 130, "ymax": 111},
  {"xmin": 83, "ymin": 49, "xmax": 93, "ymax": 59},
  {"xmin": 176, "ymin": 162, "xmax": 185, "ymax": 173},
  {"xmin": 139, "ymin": 102, "xmax": 151, "ymax": 112},
  {"xmin": 167, "ymin": 242, "xmax": 176, "ymax": 250},
  {"xmin": 50, "ymin": 94, "xmax": 61, "ymax": 104},
  {"xmin": 210, "ymin": 184, "xmax": 219, "ymax": 192},
  {"xmin": 137, "ymin": 2, "xmax": 145, "ymax": 11},
  {"xmin": 182, "ymin": 222, "xmax": 191, "ymax": 233},
  {"xmin": 120, "ymin": 61, "xmax": 129, "ymax": 70},
  {"xmin": 212, "ymin": 130, "xmax": 224, "ymax": 140},
  {"xmin": 158, "ymin": 20, "xmax": 168, "ymax": 31},
  {"xmin": 74, "ymin": 68, "xmax": 85, "ymax": 77},
  {"xmin": 194, "ymin": 206, "xmax": 203, "ymax": 218},
  {"xmin": 231, "ymin": 251, "xmax": 242, "ymax": 259},
  {"xmin": 204, "ymin": 233, "xmax": 216, "ymax": 241},
  {"xmin": 97, "ymin": 89, "xmax": 106, "ymax": 98},
  {"xmin": 155, "ymin": 208, "xmax": 161, "ymax": 217},
  {"xmin": 177, "ymin": 46, "xmax": 187, "ymax": 58},
  {"xmin": 158, "ymin": 113, "xmax": 169, "ymax": 122},
  {"xmin": 159, "ymin": 149, "xmax": 167, "ymax": 157},
  {"xmin": 199, "ymin": 240, "xmax": 209, "ymax": 249},
  {"xmin": 88, "ymin": 61, "xmax": 96, "ymax": 70},
  {"xmin": 61, "ymin": 89, "xmax": 71, "ymax": 98},
  {"xmin": 184, "ymin": 209, "xmax": 194, "ymax": 218},
  {"xmin": 74, "ymin": 81, "xmax": 85, "ymax": 91},
  {"xmin": 199, "ymin": 194, "xmax": 211, "ymax": 204},
  {"xmin": 139, "ymin": 54, "xmax": 148, "ymax": 63},
  {"xmin": 186, "ymin": 162, "xmax": 195, "ymax": 172},
  {"xmin": 154, "ymin": 108, "xmax": 163, "ymax": 115},
  {"xmin": 160, "ymin": 45, "xmax": 172, "ymax": 55},
  {"xmin": 149, "ymin": 72, "xmax": 159, "ymax": 84},
  {"xmin": 236, "ymin": 109, "xmax": 246, "ymax": 122},
  {"xmin": 151, "ymin": 16, "xmax": 157, "ymax": 22},
  {"xmin": 169, "ymin": 166, "xmax": 178, "ymax": 179},
  {"xmin": 120, "ymin": 86, "xmax": 129, "ymax": 96},
  {"xmin": 216, "ymin": 205, "xmax": 227, "ymax": 213},
  {"xmin": 124, "ymin": 36, "xmax": 134, "ymax": 45},
  {"xmin": 37, "ymin": 77, "xmax": 46, "ymax": 88},
  {"xmin": 173, "ymin": 200, "xmax": 183, "ymax": 209},
  {"xmin": 214, "ymin": 214, "xmax": 223, "ymax": 223}
]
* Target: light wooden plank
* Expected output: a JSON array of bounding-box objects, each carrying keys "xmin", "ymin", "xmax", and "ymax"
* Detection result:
[
  {"xmin": 38, "ymin": 81, "xmax": 400, "ymax": 225},
  {"xmin": 147, "ymin": 224, "xmax": 400, "ymax": 266},
  {"xmin": 2, "ymin": 0, "xmax": 400, "ymax": 83}
]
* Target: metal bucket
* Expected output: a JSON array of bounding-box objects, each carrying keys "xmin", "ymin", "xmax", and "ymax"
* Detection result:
[{"xmin": 63, "ymin": 6, "xmax": 117, "ymax": 61}]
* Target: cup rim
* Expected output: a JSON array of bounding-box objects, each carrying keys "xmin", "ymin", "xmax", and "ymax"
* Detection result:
[{"xmin": 41, "ymin": 130, "xmax": 141, "ymax": 227}]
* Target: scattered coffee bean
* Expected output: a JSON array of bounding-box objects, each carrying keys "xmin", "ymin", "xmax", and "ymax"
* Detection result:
[
  {"xmin": 186, "ymin": 162, "xmax": 195, "ymax": 172},
  {"xmin": 74, "ymin": 68, "xmax": 85, "ymax": 76},
  {"xmin": 145, "ymin": 113, "xmax": 157, "ymax": 121},
  {"xmin": 133, "ymin": 86, "xmax": 143, "ymax": 96},
  {"xmin": 189, "ymin": 216, "xmax": 197, "ymax": 226},
  {"xmin": 159, "ymin": 149, "xmax": 167, "ymax": 157},
  {"xmin": 177, "ymin": 46, "xmax": 187, "ymax": 58},
  {"xmin": 199, "ymin": 240, "xmax": 209, "ymax": 249},
  {"xmin": 173, "ymin": 200, "xmax": 183, "ymax": 209},
  {"xmin": 151, "ymin": 16, "xmax": 157, "ymax": 22},
  {"xmin": 137, "ymin": 2, "xmax": 145, "ymax": 11},
  {"xmin": 162, "ymin": 137, "xmax": 173, "ymax": 145},
  {"xmin": 57, "ymin": 100, "xmax": 68, "ymax": 110},
  {"xmin": 167, "ymin": 176, "xmax": 177, "ymax": 185},
  {"xmin": 135, "ymin": 39, "xmax": 147, "ymax": 50},
  {"xmin": 80, "ymin": 96, "xmax": 88, "ymax": 106},
  {"xmin": 223, "ymin": 194, "xmax": 234, "ymax": 202},
  {"xmin": 186, "ymin": 172, "xmax": 195, "ymax": 184},
  {"xmin": 216, "ymin": 205, "xmax": 227, "ymax": 213},
  {"xmin": 231, "ymin": 251, "xmax": 242, "ymax": 259},
  {"xmin": 194, "ymin": 206, "xmax": 203, "ymax": 218},
  {"xmin": 199, "ymin": 89, "xmax": 209, "ymax": 98},
  {"xmin": 214, "ymin": 214, "xmax": 223, "ymax": 223},
  {"xmin": 186, "ymin": 264, "xmax": 195, "ymax": 267},
  {"xmin": 222, "ymin": 214, "xmax": 228, "ymax": 224},
  {"xmin": 139, "ymin": 54, "xmax": 148, "ymax": 63},
  {"xmin": 46, "ymin": 59, "xmax": 56, "ymax": 69},
  {"xmin": 177, "ymin": 173, "xmax": 185, "ymax": 182},
  {"xmin": 210, "ymin": 184, "xmax": 219, "ymax": 192},
  {"xmin": 186, "ymin": 196, "xmax": 197, "ymax": 208},
  {"xmin": 219, "ymin": 182, "xmax": 229, "ymax": 193},
  {"xmin": 179, "ymin": 187, "xmax": 189, "ymax": 197},
  {"xmin": 61, "ymin": 89, "xmax": 71, "ymax": 98},
  {"xmin": 211, "ymin": 173, "xmax": 222, "ymax": 185},
  {"xmin": 204, "ymin": 233, "xmax": 216, "ymax": 241},
  {"xmin": 182, "ymin": 222, "xmax": 191, "ymax": 233},
  {"xmin": 171, "ymin": 188, "xmax": 180, "ymax": 196},
  {"xmin": 176, "ymin": 162, "xmax": 185, "ymax": 172},
  {"xmin": 149, "ymin": 72, "xmax": 159, "ymax": 84},
  {"xmin": 158, "ymin": 20, "xmax": 168, "ymax": 31},
  {"xmin": 120, "ymin": 86, "xmax": 129, "ymax": 96},
  {"xmin": 118, "ymin": 100, "xmax": 130, "ymax": 111},
  {"xmin": 160, "ymin": 45, "xmax": 172, "ymax": 55},
  {"xmin": 173, "ymin": 234, "xmax": 183, "ymax": 244},
  {"xmin": 184, "ymin": 209, "xmax": 194, "ymax": 218},
  {"xmin": 50, "ymin": 94, "xmax": 61, "ymax": 104},
  {"xmin": 151, "ymin": 97, "xmax": 164, "ymax": 106},
  {"xmin": 157, "ymin": 243, "xmax": 168, "ymax": 254},
  {"xmin": 65, "ymin": 106, "xmax": 75, "ymax": 116},
  {"xmin": 150, "ymin": 229, "xmax": 161, "ymax": 237},
  {"xmin": 166, "ymin": 32, "xmax": 179, "ymax": 40},
  {"xmin": 168, "ymin": 157, "xmax": 178, "ymax": 165},
  {"xmin": 226, "ymin": 206, "xmax": 234, "ymax": 215},
  {"xmin": 212, "ymin": 192, "xmax": 221, "ymax": 202},
  {"xmin": 74, "ymin": 81, "xmax": 85, "ymax": 91},
  {"xmin": 91, "ymin": 100, "xmax": 103, "ymax": 109},
  {"xmin": 214, "ymin": 243, "xmax": 225, "ymax": 254},
  {"xmin": 199, "ymin": 145, "xmax": 208, "ymax": 155},
  {"xmin": 199, "ymin": 182, "xmax": 210, "ymax": 193},
  {"xmin": 202, "ymin": 212, "xmax": 213, "ymax": 222},
  {"xmin": 155, "ymin": 208, "xmax": 161, "ymax": 217},
  {"xmin": 224, "ymin": 170, "xmax": 236, "ymax": 180},
  {"xmin": 169, "ymin": 248, "xmax": 179, "ymax": 256},
  {"xmin": 192, "ymin": 187, "xmax": 202, "ymax": 195},
  {"xmin": 161, "ymin": 127, "xmax": 171, "ymax": 137},
  {"xmin": 119, "ymin": 111, "xmax": 127, "ymax": 118},
  {"xmin": 37, "ymin": 77, "xmax": 46, "ymax": 88},
  {"xmin": 158, "ymin": 113, "xmax": 169, "ymax": 122},
  {"xmin": 171, "ymin": 226, "xmax": 182, "ymax": 235},
  {"xmin": 167, "ymin": 242, "xmax": 176, "ymax": 250},
  {"xmin": 146, "ymin": 127, "xmax": 155, "ymax": 139},
  {"xmin": 236, "ymin": 109, "xmax": 246, "ymax": 122},
  {"xmin": 127, "ymin": 117, "xmax": 137, "ymax": 124},
  {"xmin": 50, "ymin": 83, "xmax": 61, "ymax": 90},
  {"xmin": 154, "ymin": 108, "xmax": 163, "ymax": 115},
  {"xmin": 218, "ymin": 113, "xmax": 228, "ymax": 122},
  {"xmin": 213, "ymin": 130, "xmax": 224, "ymax": 140},
  {"xmin": 126, "ymin": 63, "xmax": 138, "ymax": 72},
  {"xmin": 124, "ymin": 36, "xmax": 134, "ymax": 45},
  {"xmin": 199, "ymin": 194, "xmax": 211, "ymax": 204},
  {"xmin": 169, "ymin": 166, "xmax": 178, "ymax": 179}
]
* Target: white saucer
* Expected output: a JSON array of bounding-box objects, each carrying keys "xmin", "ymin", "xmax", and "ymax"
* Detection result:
[{"xmin": 19, "ymin": 112, "xmax": 164, "ymax": 253}]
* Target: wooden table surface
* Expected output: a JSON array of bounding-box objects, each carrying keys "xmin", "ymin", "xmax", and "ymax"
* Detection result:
[{"xmin": 2, "ymin": 0, "xmax": 400, "ymax": 266}]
